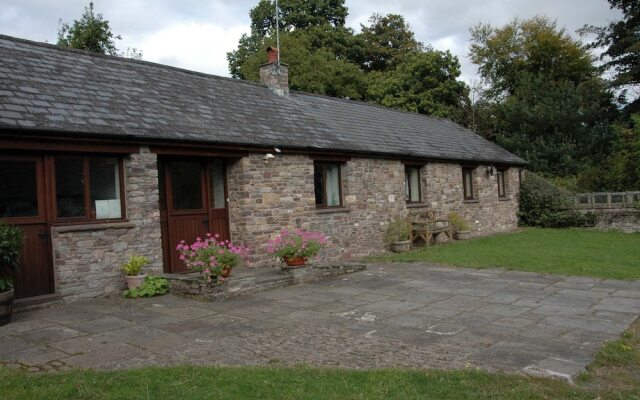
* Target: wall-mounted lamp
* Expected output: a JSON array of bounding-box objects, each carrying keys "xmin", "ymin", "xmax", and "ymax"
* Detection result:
[{"xmin": 486, "ymin": 165, "xmax": 495, "ymax": 176}]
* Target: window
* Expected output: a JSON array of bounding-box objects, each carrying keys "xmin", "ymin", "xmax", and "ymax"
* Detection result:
[
  {"xmin": 405, "ymin": 165, "xmax": 422, "ymax": 203},
  {"xmin": 314, "ymin": 162, "xmax": 342, "ymax": 207},
  {"xmin": 462, "ymin": 167, "xmax": 475, "ymax": 200},
  {"xmin": 0, "ymin": 159, "xmax": 39, "ymax": 218},
  {"xmin": 54, "ymin": 156, "xmax": 124, "ymax": 221},
  {"xmin": 497, "ymin": 168, "xmax": 507, "ymax": 198}
]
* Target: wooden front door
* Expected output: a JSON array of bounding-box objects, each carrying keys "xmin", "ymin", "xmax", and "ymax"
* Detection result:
[
  {"xmin": 0, "ymin": 156, "xmax": 54, "ymax": 298},
  {"xmin": 160, "ymin": 158, "xmax": 230, "ymax": 273}
]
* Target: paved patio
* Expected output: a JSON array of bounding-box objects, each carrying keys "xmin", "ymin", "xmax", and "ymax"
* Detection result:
[{"xmin": 1, "ymin": 263, "xmax": 639, "ymax": 382}]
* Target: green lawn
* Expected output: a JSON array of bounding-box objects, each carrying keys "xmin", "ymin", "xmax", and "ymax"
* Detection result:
[
  {"xmin": 368, "ymin": 228, "xmax": 640, "ymax": 280},
  {"xmin": 0, "ymin": 364, "xmax": 614, "ymax": 400},
  {"xmin": 2, "ymin": 320, "xmax": 640, "ymax": 400}
]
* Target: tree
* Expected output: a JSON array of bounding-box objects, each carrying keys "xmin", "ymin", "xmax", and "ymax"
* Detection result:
[
  {"xmin": 366, "ymin": 50, "xmax": 468, "ymax": 119},
  {"xmin": 249, "ymin": 0, "xmax": 348, "ymax": 37},
  {"xmin": 468, "ymin": 16, "xmax": 617, "ymax": 178},
  {"xmin": 582, "ymin": 0, "xmax": 640, "ymax": 112},
  {"xmin": 235, "ymin": 30, "xmax": 366, "ymax": 99},
  {"xmin": 57, "ymin": 2, "xmax": 142, "ymax": 59},
  {"xmin": 358, "ymin": 14, "xmax": 422, "ymax": 72},
  {"xmin": 470, "ymin": 16, "xmax": 595, "ymax": 99}
]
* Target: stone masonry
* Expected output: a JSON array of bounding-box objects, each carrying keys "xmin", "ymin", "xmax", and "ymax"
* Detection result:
[
  {"xmin": 50, "ymin": 147, "xmax": 163, "ymax": 301},
  {"xmin": 228, "ymin": 153, "xmax": 520, "ymax": 266}
]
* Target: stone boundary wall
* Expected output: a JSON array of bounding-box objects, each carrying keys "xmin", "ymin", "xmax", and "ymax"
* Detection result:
[
  {"xmin": 51, "ymin": 147, "xmax": 163, "ymax": 301},
  {"xmin": 591, "ymin": 209, "xmax": 640, "ymax": 233}
]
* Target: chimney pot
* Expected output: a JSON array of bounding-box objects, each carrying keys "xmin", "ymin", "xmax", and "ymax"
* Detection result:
[{"xmin": 266, "ymin": 46, "xmax": 279, "ymax": 64}]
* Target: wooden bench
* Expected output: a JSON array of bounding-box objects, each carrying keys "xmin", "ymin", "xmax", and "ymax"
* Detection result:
[{"xmin": 409, "ymin": 209, "xmax": 453, "ymax": 247}]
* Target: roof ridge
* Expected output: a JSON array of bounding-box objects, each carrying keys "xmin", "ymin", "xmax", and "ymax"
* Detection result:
[{"xmin": 0, "ymin": 33, "xmax": 269, "ymax": 90}]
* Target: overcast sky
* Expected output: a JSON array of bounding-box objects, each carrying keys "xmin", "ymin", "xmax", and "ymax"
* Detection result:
[{"xmin": 0, "ymin": 0, "xmax": 621, "ymax": 83}]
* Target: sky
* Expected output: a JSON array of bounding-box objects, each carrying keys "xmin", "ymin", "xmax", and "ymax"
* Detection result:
[{"xmin": 0, "ymin": 0, "xmax": 621, "ymax": 84}]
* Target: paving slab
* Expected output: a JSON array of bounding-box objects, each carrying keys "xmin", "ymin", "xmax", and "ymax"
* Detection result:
[{"xmin": 1, "ymin": 262, "xmax": 638, "ymax": 383}]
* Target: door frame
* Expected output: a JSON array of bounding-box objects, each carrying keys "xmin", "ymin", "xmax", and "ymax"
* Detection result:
[
  {"xmin": 159, "ymin": 157, "xmax": 230, "ymax": 273},
  {"xmin": 0, "ymin": 154, "xmax": 55, "ymax": 298}
]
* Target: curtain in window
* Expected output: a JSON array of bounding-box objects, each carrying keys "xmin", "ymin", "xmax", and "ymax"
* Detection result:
[
  {"xmin": 326, "ymin": 164, "xmax": 340, "ymax": 206},
  {"xmin": 409, "ymin": 168, "xmax": 420, "ymax": 202}
]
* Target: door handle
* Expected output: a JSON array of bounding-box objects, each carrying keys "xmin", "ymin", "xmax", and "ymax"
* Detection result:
[
  {"xmin": 202, "ymin": 218, "xmax": 209, "ymax": 228},
  {"xmin": 38, "ymin": 232, "xmax": 48, "ymax": 239}
]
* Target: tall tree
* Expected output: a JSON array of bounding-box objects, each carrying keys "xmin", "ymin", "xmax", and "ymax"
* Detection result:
[
  {"xmin": 582, "ymin": 0, "xmax": 640, "ymax": 112},
  {"xmin": 469, "ymin": 16, "xmax": 617, "ymax": 177},
  {"xmin": 470, "ymin": 16, "xmax": 594, "ymax": 99},
  {"xmin": 358, "ymin": 14, "xmax": 422, "ymax": 72},
  {"xmin": 366, "ymin": 50, "xmax": 468, "ymax": 119},
  {"xmin": 57, "ymin": 1, "xmax": 142, "ymax": 59},
  {"xmin": 249, "ymin": 0, "xmax": 348, "ymax": 37}
]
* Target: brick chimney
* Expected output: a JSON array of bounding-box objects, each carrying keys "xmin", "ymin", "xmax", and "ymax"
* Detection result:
[{"xmin": 260, "ymin": 47, "xmax": 289, "ymax": 96}]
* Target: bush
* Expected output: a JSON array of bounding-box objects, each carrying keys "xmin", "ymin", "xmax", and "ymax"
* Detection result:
[
  {"xmin": 448, "ymin": 213, "xmax": 470, "ymax": 232},
  {"xmin": 519, "ymin": 172, "xmax": 590, "ymax": 228},
  {"xmin": 122, "ymin": 275, "xmax": 169, "ymax": 298},
  {"xmin": 383, "ymin": 218, "xmax": 411, "ymax": 244},
  {"xmin": 0, "ymin": 222, "xmax": 23, "ymax": 292}
]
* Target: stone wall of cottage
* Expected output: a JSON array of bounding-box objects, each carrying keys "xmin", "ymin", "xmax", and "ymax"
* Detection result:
[
  {"xmin": 51, "ymin": 147, "xmax": 163, "ymax": 301},
  {"xmin": 421, "ymin": 162, "xmax": 520, "ymax": 236},
  {"xmin": 227, "ymin": 153, "xmax": 519, "ymax": 266}
]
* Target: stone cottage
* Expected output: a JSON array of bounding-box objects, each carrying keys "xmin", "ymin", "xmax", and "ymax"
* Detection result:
[{"xmin": 0, "ymin": 36, "xmax": 526, "ymax": 302}]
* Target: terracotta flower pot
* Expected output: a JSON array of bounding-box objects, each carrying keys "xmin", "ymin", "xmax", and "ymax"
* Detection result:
[
  {"xmin": 221, "ymin": 267, "xmax": 231, "ymax": 278},
  {"xmin": 125, "ymin": 274, "xmax": 147, "ymax": 290},
  {"xmin": 283, "ymin": 256, "xmax": 307, "ymax": 267},
  {"xmin": 0, "ymin": 289, "xmax": 15, "ymax": 327}
]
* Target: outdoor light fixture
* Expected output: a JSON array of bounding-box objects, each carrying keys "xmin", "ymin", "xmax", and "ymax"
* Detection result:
[{"xmin": 487, "ymin": 165, "xmax": 495, "ymax": 176}]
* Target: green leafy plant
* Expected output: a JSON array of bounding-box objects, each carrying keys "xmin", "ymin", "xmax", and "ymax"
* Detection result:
[
  {"xmin": 120, "ymin": 255, "xmax": 149, "ymax": 277},
  {"xmin": 519, "ymin": 173, "xmax": 590, "ymax": 228},
  {"xmin": 122, "ymin": 275, "xmax": 169, "ymax": 298},
  {"xmin": 633, "ymin": 199, "xmax": 640, "ymax": 210},
  {"xmin": 0, "ymin": 222, "xmax": 24, "ymax": 293},
  {"xmin": 448, "ymin": 213, "xmax": 470, "ymax": 232},
  {"xmin": 383, "ymin": 218, "xmax": 411, "ymax": 245},
  {"xmin": 267, "ymin": 229, "xmax": 328, "ymax": 261}
]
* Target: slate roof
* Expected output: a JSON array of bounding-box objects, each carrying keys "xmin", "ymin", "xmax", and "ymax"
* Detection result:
[{"xmin": 0, "ymin": 35, "xmax": 526, "ymax": 165}]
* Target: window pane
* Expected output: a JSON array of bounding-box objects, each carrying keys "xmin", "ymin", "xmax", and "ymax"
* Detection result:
[
  {"xmin": 314, "ymin": 165, "xmax": 324, "ymax": 205},
  {"xmin": 326, "ymin": 164, "xmax": 340, "ymax": 206},
  {"xmin": 171, "ymin": 161, "xmax": 203, "ymax": 210},
  {"xmin": 56, "ymin": 157, "xmax": 85, "ymax": 218},
  {"xmin": 0, "ymin": 160, "xmax": 38, "ymax": 218},
  {"xmin": 409, "ymin": 168, "xmax": 420, "ymax": 202},
  {"xmin": 91, "ymin": 158, "xmax": 121, "ymax": 219},
  {"xmin": 210, "ymin": 159, "xmax": 226, "ymax": 209},
  {"xmin": 404, "ymin": 170, "xmax": 410, "ymax": 198},
  {"xmin": 463, "ymin": 169, "xmax": 473, "ymax": 199},
  {"xmin": 498, "ymin": 171, "xmax": 505, "ymax": 197}
]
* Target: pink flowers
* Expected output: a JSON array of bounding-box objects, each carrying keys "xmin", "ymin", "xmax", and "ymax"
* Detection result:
[
  {"xmin": 176, "ymin": 234, "xmax": 248, "ymax": 284},
  {"xmin": 267, "ymin": 229, "xmax": 328, "ymax": 262}
]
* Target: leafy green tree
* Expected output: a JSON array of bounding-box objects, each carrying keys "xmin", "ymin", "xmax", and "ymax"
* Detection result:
[
  {"xmin": 469, "ymin": 16, "xmax": 617, "ymax": 178},
  {"xmin": 495, "ymin": 74, "xmax": 615, "ymax": 176},
  {"xmin": 238, "ymin": 31, "xmax": 366, "ymax": 99},
  {"xmin": 582, "ymin": 0, "xmax": 640, "ymax": 112},
  {"xmin": 57, "ymin": 1, "xmax": 141, "ymax": 59},
  {"xmin": 366, "ymin": 50, "xmax": 468, "ymax": 119},
  {"xmin": 358, "ymin": 14, "xmax": 423, "ymax": 72},
  {"xmin": 249, "ymin": 0, "xmax": 348, "ymax": 37},
  {"xmin": 470, "ymin": 16, "xmax": 595, "ymax": 99}
]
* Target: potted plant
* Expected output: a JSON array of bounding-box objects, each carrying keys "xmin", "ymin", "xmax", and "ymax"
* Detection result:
[
  {"xmin": 449, "ymin": 212, "xmax": 472, "ymax": 240},
  {"xmin": 0, "ymin": 222, "xmax": 23, "ymax": 326},
  {"xmin": 177, "ymin": 233, "xmax": 247, "ymax": 284},
  {"xmin": 384, "ymin": 217, "xmax": 412, "ymax": 252},
  {"xmin": 120, "ymin": 255, "xmax": 150, "ymax": 290},
  {"xmin": 267, "ymin": 229, "xmax": 328, "ymax": 267}
]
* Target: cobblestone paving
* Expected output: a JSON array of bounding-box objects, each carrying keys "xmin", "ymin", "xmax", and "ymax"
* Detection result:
[{"xmin": 2, "ymin": 263, "xmax": 639, "ymax": 381}]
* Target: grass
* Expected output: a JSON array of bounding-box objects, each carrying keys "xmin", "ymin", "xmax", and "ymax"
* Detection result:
[
  {"xmin": 368, "ymin": 228, "xmax": 640, "ymax": 280},
  {"xmin": 1, "ymin": 320, "xmax": 639, "ymax": 400}
]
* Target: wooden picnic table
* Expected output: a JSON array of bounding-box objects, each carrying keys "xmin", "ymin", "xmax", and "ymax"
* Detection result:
[{"xmin": 409, "ymin": 209, "xmax": 452, "ymax": 247}]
